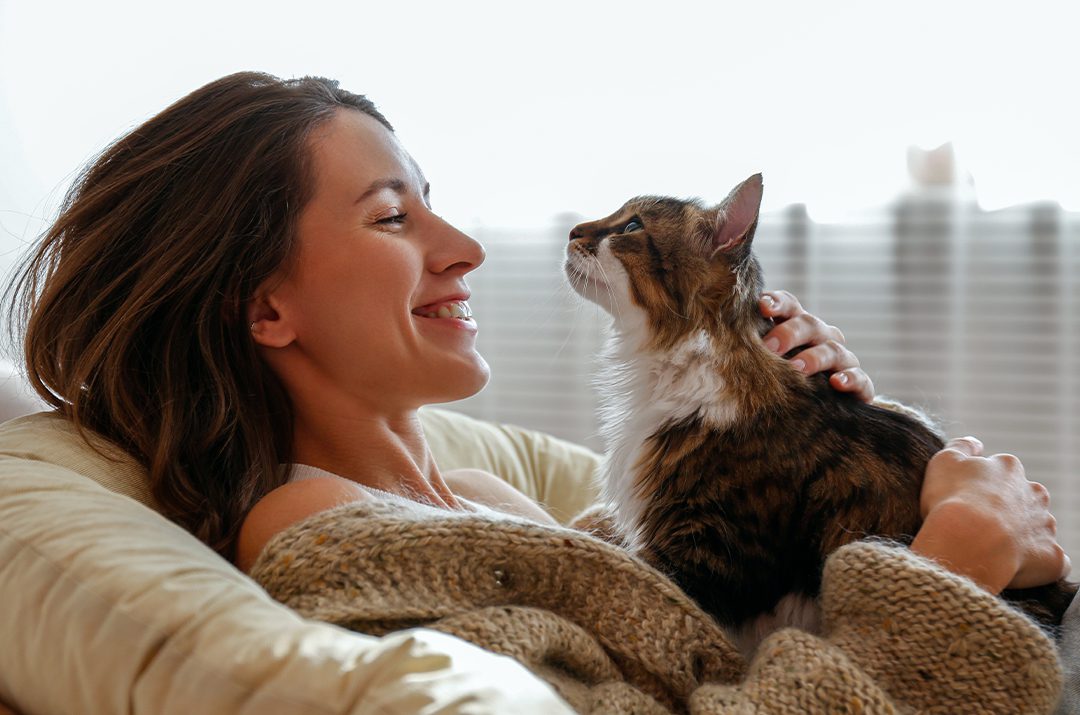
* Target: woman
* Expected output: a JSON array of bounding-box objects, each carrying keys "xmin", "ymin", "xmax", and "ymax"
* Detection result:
[{"xmin": 8, "ymin": 72, "xmax": 1069, "ymax": 710}]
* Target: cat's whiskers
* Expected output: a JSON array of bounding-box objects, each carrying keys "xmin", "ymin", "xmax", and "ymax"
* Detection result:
[
  {"xmin": 591, "ymin": 250, "xmax": 625, "ymax": 327},
  {"xmin": 554, "ymin": 262, "xmax": 595, "ymax": 360}
]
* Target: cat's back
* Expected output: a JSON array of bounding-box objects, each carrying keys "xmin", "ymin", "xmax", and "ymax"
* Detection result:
[{"xmin": 635, "ymin": 374, "xmax": 944, "ymax": 623}]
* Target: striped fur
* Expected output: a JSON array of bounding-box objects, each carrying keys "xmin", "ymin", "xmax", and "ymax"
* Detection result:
[{"xmin": 566, "ymin": 175, "xmax": 1075, "ymax": 653}]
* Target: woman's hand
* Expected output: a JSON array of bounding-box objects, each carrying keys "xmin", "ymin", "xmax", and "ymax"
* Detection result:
[
  {"xmin": 911, "ymin": 436, "xmax": 1070, "ymax": 594},
  {"xmin": 759, "ymin": 290, "xmax": 874, "ymax": 402}
]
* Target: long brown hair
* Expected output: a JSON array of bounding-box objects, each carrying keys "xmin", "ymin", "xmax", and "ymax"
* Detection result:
[{"xmin": 6, "ymin": 71, "xmax": 392, "ymax": 562}]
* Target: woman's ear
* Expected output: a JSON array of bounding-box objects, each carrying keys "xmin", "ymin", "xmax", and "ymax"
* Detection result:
[{"xmin": 247, "ymin": 283, "xmax": 297, "ymax": 349}]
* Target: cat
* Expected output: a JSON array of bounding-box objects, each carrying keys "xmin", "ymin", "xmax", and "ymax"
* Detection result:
[{"xmin": 564, "ymin": 173, "xmax": 1076, "ymax": 654}]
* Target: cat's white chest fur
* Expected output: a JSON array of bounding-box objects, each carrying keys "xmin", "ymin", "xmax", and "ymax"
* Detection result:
[
  {"xmin": 732, "ymin": 594, "xmax": 822, "ymax": 657},
  {"xmin": 596, "ymin": 325, "xmax": 820, "ymax": 656},
  {"xmin": 596, "ymin": 324, "xmax": 739, "ymax": 549}
]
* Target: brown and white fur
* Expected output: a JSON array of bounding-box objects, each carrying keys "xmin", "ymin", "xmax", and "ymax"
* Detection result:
[{"xmin": 565, "ymin": 174, "xmax": 1075, "ymax": 655}]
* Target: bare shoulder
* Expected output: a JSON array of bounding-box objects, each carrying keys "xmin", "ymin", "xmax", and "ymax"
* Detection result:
[
  {"xmin": 236, "ymin": 476, "xmax": 371, "ymax": 573},
  {"xmin": 444, "ymin": 468, "xmax": 557, "ymax": 525}
]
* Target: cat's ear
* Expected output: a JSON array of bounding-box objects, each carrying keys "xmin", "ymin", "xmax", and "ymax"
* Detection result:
[{"xmin": 710, "ymin": 173, "xmax": 763, "ymax": 258}]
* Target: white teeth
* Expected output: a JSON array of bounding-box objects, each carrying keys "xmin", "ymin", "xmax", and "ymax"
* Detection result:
[{"xmin": 420, "ymin": 301, "xmax": 473, "ymax": 320}]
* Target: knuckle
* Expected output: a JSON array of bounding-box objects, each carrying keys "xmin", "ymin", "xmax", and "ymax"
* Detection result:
[
  {"xmin": 826, "ymin": 339, "xmax": 858, "ymax": 366},
  {"xmin": 844, "ymin": 367, "xmax": 865, "ymax": 384},
  {"xmin": 797, "ymin": 348, "xmax": 820, "ymax": 372},
  {"xmin": 1049, "ymin": 543, "xmax": 1068, "ymax": 573},
  {"xmin": 792, "ymin": 313, "xmax": 815, "ymax": 332},
  {"xmin": 948, "ymin": 436, "xmax": 978, "ymax": 452},
  {"xmin": 776, "ymin": 290, "xmax": 798, "ymax": 306},
  {"xmin": 994, "ymin": 452, "xmax": 1023, "ymax": 471},
  {"xmin": 934, "ymin": 448, "xmax": 966, "ymax": 465}
]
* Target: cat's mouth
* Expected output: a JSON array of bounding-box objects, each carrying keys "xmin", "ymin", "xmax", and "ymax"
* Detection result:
[{"xmin": 564, "ymin": 257, "xmax": 606, "ymax": 290}]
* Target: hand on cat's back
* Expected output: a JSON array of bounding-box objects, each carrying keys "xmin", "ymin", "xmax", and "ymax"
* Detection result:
[
  {"xmin": 758, "ymin": 289, "xmax": 875, "ymax": 402},
  {"xmin": 911, "ymin": 436, "xmax": 1071, "ymax": 594}
]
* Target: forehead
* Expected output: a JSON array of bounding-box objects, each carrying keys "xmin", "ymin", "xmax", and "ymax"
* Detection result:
[
  {"xmin": 626, "ymin": 196, "xmax": 703, "ymax": 218},
  {"xmin": 306, "ymin": 109, "xmax": 424, "ymax": 195}
]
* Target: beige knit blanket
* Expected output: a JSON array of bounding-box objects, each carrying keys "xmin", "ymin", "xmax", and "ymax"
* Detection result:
[{"xmin": 250, "ymin": 499, "xmax": 1063, "ymax": 714}]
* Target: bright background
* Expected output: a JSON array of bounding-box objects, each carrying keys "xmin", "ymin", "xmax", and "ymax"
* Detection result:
[
  {"xmin": 2, "ymin": 1, "xmax": 1079, "ymax": 552},
  {"xmin": 2, "ymin": 0, "xmax": 1078, "ymax": 249}
]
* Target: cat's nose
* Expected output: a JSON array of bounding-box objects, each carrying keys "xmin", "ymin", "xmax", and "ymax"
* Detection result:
[{"xmin": 568, "ymin": 226, "xmax": 584, "ymax": 243}]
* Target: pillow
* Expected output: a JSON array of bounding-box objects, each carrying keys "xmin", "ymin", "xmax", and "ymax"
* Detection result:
[
  {"xmin": 420, "ymin": 407, "xmax": 602, "ymax": 524},
  {"xmin": 0, "ymin": 409, "xmax": 599, "ymax": 714},
  {"xmin": 0, "ymin": 361, "xmax": 45, "ymax": 424}
]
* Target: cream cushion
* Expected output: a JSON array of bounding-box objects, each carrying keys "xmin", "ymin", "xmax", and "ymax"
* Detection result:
[{"xmin": 0, "ymin": 408, "xmax": 602, "ymax": 714}]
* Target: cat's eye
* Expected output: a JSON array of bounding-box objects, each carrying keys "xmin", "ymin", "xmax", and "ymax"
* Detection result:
[{"xmin": 622, "ymin": 220, "xmax": 643, "ymax": 234}]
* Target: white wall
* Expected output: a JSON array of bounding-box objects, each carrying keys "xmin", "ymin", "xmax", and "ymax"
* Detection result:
[{"xmin": 2, "ymin": 0, "xmax": 1079, "ymax": 278}]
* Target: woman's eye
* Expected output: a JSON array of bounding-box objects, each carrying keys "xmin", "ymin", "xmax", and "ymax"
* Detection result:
[
  {"xmin": 378, "ymin": 212, "xmax": 407, "ymax": 225},
  {"xmin": 622, "ymin": 220, "xmax": 643, "ymax": 234}
]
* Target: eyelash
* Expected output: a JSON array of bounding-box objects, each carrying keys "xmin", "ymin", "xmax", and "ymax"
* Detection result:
[{"xmin": 379, "ymin": 213, "xmax": 407, "ymax": 225}]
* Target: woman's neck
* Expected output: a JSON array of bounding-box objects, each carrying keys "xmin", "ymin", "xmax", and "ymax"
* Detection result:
[{"xmin": 288, "ymin": 406, "xmax": 463, "ymax": 510}]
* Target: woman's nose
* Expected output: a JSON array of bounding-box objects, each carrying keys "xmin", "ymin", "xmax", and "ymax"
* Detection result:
[{"xmin": 432, "ymin": 217, "xmax": 485, "ymax": 273}]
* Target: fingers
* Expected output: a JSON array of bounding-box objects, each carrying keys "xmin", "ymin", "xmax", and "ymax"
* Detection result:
[
  {"xmin": 759, "ymin": 290, "xmax": 804, "ymax": 320},
  {"xmin": 829, "ymin": 368, "xmax": 875, "ymax": 402},
  {"xmin": 1031, "ymin": 481, "xmax": 1051, "ymax": 507},
  {"xmin": 762, "ymin": 312, "xmax": 845, "ymax": 355},
  {"xmin": 1011, "ymin": 541, "xmax": 1071, "ymax": 589},
  {"xmin": 940, "ymin": 436, "xmax": 985, "ymax": 459},
  {"xmin": 760, "ymin": 289, "xmax": 873, "ymax": 400},
  {"xmin": 782, "ymin": 339, "xmax": 856, "ymax": 374}
]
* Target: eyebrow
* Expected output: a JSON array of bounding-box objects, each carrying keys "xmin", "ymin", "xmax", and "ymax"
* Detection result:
[{"xmin": 355, "ymin": 178, "xmax": 432, "ymax": 204}]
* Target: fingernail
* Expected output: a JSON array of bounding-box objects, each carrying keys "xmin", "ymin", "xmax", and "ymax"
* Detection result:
[
  {"xmin": 762, "ymin": 294, "xmax": 775, "ymax": 308},
  {"xmin": 835, "ymin": 372, "xmax": 848, "ymax": 384},
  {"xmin": 765, "ymin": 337, "xmax": 781, "ymax": 353},
  {"xmin": 791, "ymin": 359, "xmax": 806, "ymax": 373}
]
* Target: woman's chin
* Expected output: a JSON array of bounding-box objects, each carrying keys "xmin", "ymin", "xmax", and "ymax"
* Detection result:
[{"xmin": 427, "ymin": 353, "xmax": 490, "ymax": 404}]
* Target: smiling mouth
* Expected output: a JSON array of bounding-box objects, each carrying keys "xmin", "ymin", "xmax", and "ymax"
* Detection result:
[{"xmin": 412, "ymin": 300, "xmax": 473, "ymax": 320}]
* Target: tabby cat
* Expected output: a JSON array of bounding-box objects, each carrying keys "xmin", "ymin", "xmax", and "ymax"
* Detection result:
[{"xmin": 565, "ymin": 174, "xmax": 1075, "ymax": 653}]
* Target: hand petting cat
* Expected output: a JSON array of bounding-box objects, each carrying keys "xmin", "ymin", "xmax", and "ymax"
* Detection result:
[
  {"xmin": 758, "ymin": 289, "xmax": 874, "ymax": 402},
  {"xmin": 760, "ymin": 293, "xmax": 1070, "ymax": 595},
  {"xmin": 912, "ymin": 436, "xmax": 1071, "ymax": 595}
]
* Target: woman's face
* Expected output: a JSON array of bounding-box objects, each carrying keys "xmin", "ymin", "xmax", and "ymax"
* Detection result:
[{"xmin": 255, "ymin": 109, "xmax": 490, "ymax": 413}]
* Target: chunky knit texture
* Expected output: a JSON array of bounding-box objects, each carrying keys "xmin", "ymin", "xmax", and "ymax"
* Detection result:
[{"xmin": 250, "ymin": 499, "xmax": 1063, "ymax": 714}]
